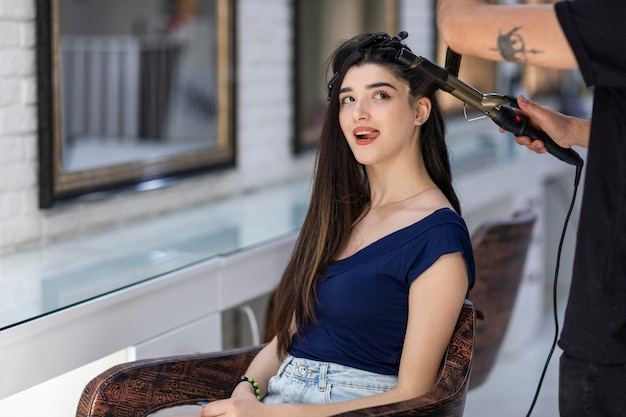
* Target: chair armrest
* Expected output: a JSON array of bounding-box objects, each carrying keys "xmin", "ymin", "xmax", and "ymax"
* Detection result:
[{"xmin": 76, "ymin": 344, "xmax": 264, "ymax": 417}]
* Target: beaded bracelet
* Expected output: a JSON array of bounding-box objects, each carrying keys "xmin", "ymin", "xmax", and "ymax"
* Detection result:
[{"xmin": 239, "ymin": 375, "xmax": 262, "ymax": 400}]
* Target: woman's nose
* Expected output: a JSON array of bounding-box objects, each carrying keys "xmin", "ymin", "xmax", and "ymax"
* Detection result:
[{"xmin": 352, "ymin": 99, "xmax": 370, "ymax": 120}]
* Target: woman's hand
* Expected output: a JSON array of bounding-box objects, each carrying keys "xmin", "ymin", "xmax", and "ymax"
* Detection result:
[
  {"xmin": 200, "ymin": 337, "xmax": 284, "ymax": 416},
  {"xmin": 201, "ymin": 397, "xmax": 268, "ymax": 417},
  {"xmin": 200, "ymin": 380, "xmax": 261, "ymax": 416}
]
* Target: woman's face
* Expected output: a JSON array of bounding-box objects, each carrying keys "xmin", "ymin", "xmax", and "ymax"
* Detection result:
[{"xmin": 338, "ymin": 63, "xmax": 427, "ymax": 169}]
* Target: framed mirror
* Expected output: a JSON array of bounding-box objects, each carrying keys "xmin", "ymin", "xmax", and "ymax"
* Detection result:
[
  {"xmin": 293, "ymin": 0, "xmax": 398, "ymax": 153},
  {"xmin": 36, "ymin": 0, "xmax": 235, "ymax": 208}
]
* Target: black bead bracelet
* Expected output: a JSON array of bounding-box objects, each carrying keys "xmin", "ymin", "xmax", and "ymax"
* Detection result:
[{"xmin": 239, "ymin": 375, "xmax": 262, "ymax": 400}]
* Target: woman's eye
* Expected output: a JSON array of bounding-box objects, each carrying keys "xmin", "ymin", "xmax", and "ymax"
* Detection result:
[
  {"xmin": 374, "ymin": 91, "xmax": 389, "ymax": 99},
  {"xmin": 340, "ymin": 96, "xmax": 354, "ymax": 104}
]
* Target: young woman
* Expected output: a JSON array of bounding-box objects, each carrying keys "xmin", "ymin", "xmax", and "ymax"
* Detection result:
[{"xmin": 201, "ymin": 32, "xmax": 475, "ymax": 417}]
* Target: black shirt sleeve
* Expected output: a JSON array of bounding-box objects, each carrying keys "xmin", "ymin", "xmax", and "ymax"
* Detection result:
[{"xmin": 555, "ymin": 0, "xmax": 626, "ymax": 87}]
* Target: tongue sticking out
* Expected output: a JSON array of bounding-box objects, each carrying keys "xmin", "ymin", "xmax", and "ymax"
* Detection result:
[{"xmin": 356, "ymin": 130, "xmax": 380, "ymax": 142}]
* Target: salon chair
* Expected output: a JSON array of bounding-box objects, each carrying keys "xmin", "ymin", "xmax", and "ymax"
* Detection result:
[
  {"xmin": 467, "ymin": 208, "xmax": 537, "ymax": 389},
  {"xmin": 76, "ymin": 300, "xmax": 475, "ymax": 417}
]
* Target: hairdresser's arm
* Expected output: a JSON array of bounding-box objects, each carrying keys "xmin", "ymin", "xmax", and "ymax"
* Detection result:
[
  {"xmin": 511, "ymin": 95, "xmax": 590, "ymax": 151},
  {"xmin": 202, "ymin": 253, "xmax": 469, "ymax": 417},
  {"xmin": 436, "ymin": 0, "xmax": 577, "ymax": 70}
]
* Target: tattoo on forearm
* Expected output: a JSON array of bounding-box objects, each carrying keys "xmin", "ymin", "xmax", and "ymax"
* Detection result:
[{"xmin": 490, "ymin": 26, "xmax": 542, "ymax": 63}]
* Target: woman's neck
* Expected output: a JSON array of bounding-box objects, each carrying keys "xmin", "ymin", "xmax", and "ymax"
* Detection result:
[{"xmin": 366, "ymin": 163, "xmax": 433, "ymax": 208}]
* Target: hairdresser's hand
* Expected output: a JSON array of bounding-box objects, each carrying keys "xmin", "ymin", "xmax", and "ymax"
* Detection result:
[{"xmin": 504, "ymin": 95, "xmax": 590, "ymax": 152}]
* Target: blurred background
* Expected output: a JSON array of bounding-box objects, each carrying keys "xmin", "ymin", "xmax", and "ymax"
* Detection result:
[{"xmin": 0, "ymin": 1, "xmax": 591, "ymax": 416}]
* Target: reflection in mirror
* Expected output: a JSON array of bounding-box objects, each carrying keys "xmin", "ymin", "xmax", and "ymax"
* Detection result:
[
  {"xmin": 294, "ymin": 0, "xmax": 397, "ymax": 153},
  {"xmin": 36, "ymin": 0, "xmax": 235, "ymax": 208}
]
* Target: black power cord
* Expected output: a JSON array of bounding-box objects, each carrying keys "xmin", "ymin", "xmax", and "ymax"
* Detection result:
[{"xmin": 525, "ymin": 164, "xmax": 583, "ymax": 417}]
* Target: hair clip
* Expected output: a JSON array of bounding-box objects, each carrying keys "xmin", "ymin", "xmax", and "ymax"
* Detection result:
[
  {"xmin": 327, "ymin": 72, "xmax": 340, "ymax": 101},
  {"xmin": 393, "ymin": 31, "xmax": 409, "ymax": 42}
]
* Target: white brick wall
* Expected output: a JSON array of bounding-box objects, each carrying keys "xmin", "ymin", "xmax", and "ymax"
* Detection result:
[
  {"xmin": 0, "ymin": 0, "xmax": 38, "ymax": 251},
  {"xmin": 399, "ymin": 0, "xmax": 436, "ymax": 60},
  {"xmin": 237, "ymin": 0, "xmax": 296, "ymax": 186},
  {"xmin": 0, "ymin": 0, "xmax": 35, "ymax": 20},
  {"xmin": 0, "ymin": 0, "xmax": 436, "ymax": 252}
]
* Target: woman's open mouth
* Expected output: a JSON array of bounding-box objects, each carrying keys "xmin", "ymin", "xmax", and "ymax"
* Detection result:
[{"xmin": 353, "ymin": 127, "xmax": 380, "ymax": 144}]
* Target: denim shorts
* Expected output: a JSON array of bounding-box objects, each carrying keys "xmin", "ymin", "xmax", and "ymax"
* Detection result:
[{"xmin": 263, "ymin": 355, "xmax": 398, "ymax": 404}]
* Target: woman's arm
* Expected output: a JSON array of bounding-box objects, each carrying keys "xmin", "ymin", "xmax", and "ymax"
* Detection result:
[
  {"xmin": 202, "ymin": 252, "xmax": 469, "ymax": 417},
  {"xmin": 436, "ymin": 0, "xmax": 577, "ymax": 69},
  {"xmin": 393, "ymin": 252, "xmax": 469, "ymax": 394},
  {"xmin": 229, "ymin": 337, "xmax": 284, "ymax": 400}
]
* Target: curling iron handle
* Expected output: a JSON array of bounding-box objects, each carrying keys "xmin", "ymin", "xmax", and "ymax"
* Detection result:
[{"xmin": 492, "ymin": 106, "xmax": 583, "ymax": 168}]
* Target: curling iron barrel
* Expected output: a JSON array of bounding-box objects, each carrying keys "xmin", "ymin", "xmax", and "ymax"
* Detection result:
[{"xmin": 395, "ymin": 48, "xmax": 583, "ymax": 168}]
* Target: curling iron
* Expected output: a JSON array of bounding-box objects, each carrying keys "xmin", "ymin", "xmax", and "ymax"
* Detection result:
[{"xmin": 395, "ymin": 45, "xmax": 584, "ymax": 169}]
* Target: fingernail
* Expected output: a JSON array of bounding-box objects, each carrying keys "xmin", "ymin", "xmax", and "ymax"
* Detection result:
[{"xmin": 519, "ymin": 95, "xmax": 528, "ymax": 103}]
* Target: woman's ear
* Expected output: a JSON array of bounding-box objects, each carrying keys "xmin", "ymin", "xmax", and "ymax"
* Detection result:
[{"xmin": 414, "ymin": 97, "xmax": 432, "ymax": 126}]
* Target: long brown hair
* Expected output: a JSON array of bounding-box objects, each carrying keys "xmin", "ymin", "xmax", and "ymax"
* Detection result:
[{"xmin": 273, "ymin": 33, "xmax": 460, "ymax": 356}]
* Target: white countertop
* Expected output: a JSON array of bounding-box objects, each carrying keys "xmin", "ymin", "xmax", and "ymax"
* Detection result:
[{"xmin": 0, "ymin": 179, "xmax": 311, "ymax": 332}]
